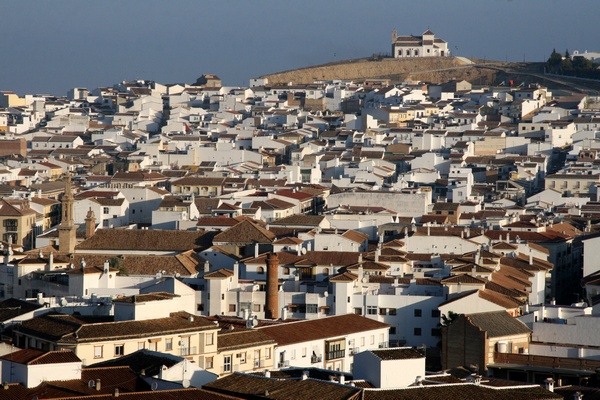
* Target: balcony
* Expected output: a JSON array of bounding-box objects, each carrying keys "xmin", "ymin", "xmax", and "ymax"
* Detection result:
[
  {"xmin": 311, "ymin": 354, "xmax": 322, "ymax": 364},
  {"xmin": 278, "ymin": 360, "xmax": 290, "ymax": 368},
  {"xmin": 179, "ymin": 346, "xmax": 197, "ymax": 356},
  {"xmin": 325, "ymin": 350, "xmax": 345, "ymax": 361},
  {"xmin": 350, "ymin": 347, "xmax": 361, "ymax": 355}
]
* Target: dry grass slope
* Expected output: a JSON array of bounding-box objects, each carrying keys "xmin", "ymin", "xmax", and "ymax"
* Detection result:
[{"xmin": 261, "ymin": 57, "xmax": 498, "ymax": 85}]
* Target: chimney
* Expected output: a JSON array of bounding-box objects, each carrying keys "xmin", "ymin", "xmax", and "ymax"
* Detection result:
[
  {"xmin": 427, "ymin": 226, "xmax": 430, "ymax": 236},
  {"xmin": 265, "ymin": 370, "xmax": 271, "ymax": 378},
  {"xmin": 95, "ymin": 379, "xmax": 101, "ymax": 391},
  {"xmin": 114, "ymin": 388, "xmax": 120, "ymax": 397},
  {"xmin": 302, "ymin": 370, "xmax": 309, "ymax": 380},
  {"xmin": 265, "ymin": 253, "xmax": 279, "ymax": 319},
  {"xmin": 204, "ymin": 260, "xmax": 210, "ymax": 273},
  {"xmin": 507, "ymin": 232, "xmax": 510, "ymax": 242},
  {"xmin": 49, "ymin": 251, "xmax": 53, "ymax": 270},
  {"xmin": 544, "ymin": 378, "xmax": 554, "ymax": 392},
  {"xmin": 529, "ymin": 254, "xmax": 533, "ymax": 265},
  {"xmin": 281, "ymin": 307, "xmax": 288, "ymax": 320},
  {"xmin": 233, "ymin": 261, "xmax": 239, "ymax": 280},
  {"xmin": 85, "ymin": 208, "xmax": 96, "ymax": 239},
  {"xmin": 573, "ymin": 392, "xmax": 583, "ymax": 400},
  {"xmin": 254, "ymin": 243, "xmax": 259, "ymax": 258},
  {"xmin": 339, "ymin": 375, "xmax": 345, "ymax": 385},
  {"xmin": 104, "ymin": 259, "xmax": 110, "ymax": 274}
]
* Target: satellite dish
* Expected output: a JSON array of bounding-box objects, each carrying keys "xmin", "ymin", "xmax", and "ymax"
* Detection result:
[
  {"xmin": 323, "ymin": 291, "xmax": 328, "ymax": 297},
  {"xmin": 174, "ymin": 272, "xmax": 181, "ymax": 278},
  {"xmin": 361, "ymin": 277, "xmax": 367, "ymax": 283},
  {"xmin": 156, "ymin": 272, "xmax": 162, "ymax": 279},
  {"xmin": 88, "ymin": 380, "xmax": 95, "ymax": 388},
  {"xmin": 182, "ymin": 379, "xmax": 190, "ymax": 388},
  {"xmin": 151, "ymin": 382, "xmax": 159, "ymax": 391},
  {"xmin": 60, "ymin": 298, "xmax": 68, "ymax": 307},
  {"xmin": 301, "ymin": 248, "xmax": 307, "ymax": 255}
]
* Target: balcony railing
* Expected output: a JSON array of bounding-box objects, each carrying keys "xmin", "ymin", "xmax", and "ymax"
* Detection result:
[
  {"xmin": 325, "ymin": 350, "xmax": 345, "ymax": 361},
  {"xmin": 493, "ymin": 351, "xmax": 600, "ymax": 372},
  {"xmin": 350, "ymin": 347, "xmax": 361, "ymax": 355},
  {"xmin": 278, "ymin": 360, "xmax": 290, "ymax": 368},
  {"xmin": 311, "ymin": 354, "xmax": 322, "ymax": 364},
  {"xmin": 179, "ymin": 346, "xmax": 197, "ymax": 356}
]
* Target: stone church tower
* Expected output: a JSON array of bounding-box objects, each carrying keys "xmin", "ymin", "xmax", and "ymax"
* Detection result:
[{"xmin": 58, "ymin": 174, "xmax": 77, "ymax": 254}]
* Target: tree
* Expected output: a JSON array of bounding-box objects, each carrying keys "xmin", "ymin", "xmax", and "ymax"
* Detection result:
[
  {"xmin": 547, "ymin": 49, "xmax": 563, "ymax": 73},
  {"xmin": 440, "ymin": 311, "xmax": 461, "ymax": 327},
  {"xmin": 108, "ymin": 257, "xmax": 128, "ymax": 276},
  {"xmin": 572, "ymin": 56, "xmax": 593, "ymax": 71}
]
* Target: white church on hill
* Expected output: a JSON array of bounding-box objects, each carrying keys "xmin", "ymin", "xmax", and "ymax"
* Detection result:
[{"xmin": 392, "ymin": 29, "xmax": 450, "ymax": 58}]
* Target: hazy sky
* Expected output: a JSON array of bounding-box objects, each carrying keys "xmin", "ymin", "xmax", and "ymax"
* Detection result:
[{"xmin": 1, "ymin": 0, "xmax": 599, "ymax": 96}]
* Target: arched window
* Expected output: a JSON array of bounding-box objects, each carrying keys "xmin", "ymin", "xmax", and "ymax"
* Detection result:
[{"xmin": 257, "ymin": 267, "xmax": 265, "ymax": 274}]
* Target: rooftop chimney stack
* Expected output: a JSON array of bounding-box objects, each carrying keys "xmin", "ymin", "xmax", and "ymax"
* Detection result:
[
  {"xmin": 265, "ymin": 252, "xmax": 279, "ymax": 319},
  {"xmin": 544, "ymin": 378, "xmax": 554, "ymax": 392}
]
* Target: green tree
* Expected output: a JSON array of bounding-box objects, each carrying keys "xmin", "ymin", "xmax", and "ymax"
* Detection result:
[
  {"xmin": 572, "ymin": 56, "xmax": 593, "ymax": 71},
  {"xmin": 547, "ymin": 49, "xmax": 562, "ymax": 66},
  {"xmin": 108, "ymin": 257, "xmax": 128, "ymax": 276},
  {"xmin": 440, "ymin": 311, "xmax": 461, "ymax": 327}
]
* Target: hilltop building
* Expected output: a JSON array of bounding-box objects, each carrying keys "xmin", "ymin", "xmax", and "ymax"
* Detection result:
[{"xmin": 392, "ymin": 29, "xmax": 450, "ymax": 58}]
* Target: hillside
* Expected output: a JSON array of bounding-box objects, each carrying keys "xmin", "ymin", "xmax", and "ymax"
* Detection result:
[
  {"xmin": 261, "ymin": 57, "xmax": 503, "ymax": 86},
  {"xmin": 261, "ymin": 56, "xmax": 600, "ymax": 94}
]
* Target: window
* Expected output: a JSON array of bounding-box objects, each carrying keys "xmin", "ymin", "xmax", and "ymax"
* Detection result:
[
  {"xmin": 414, "ymin": 309, "xmax": 422, "ymax": 317},
  {"xmin": 148, "ymin": 341, "xmax": 157, "ymax": 351},
  {"xmin": 432, "ymin": 328, "xmax": 441, "ymax": 337},
  {"xmin": 94, "ymin": 346, "xmax": 103, "ymax": 359},
  {"xmin": 302, "ymin": 347, "xmax": 307, "ymax": 358},
  {"xmin": 354, "ymin": 308, "xmax": 362, "ymax": 315},
  {"xmin": 229, "ymin": 304, "xmax": 236, "ymax": 312},
  {"xmin": 257, "ymin": 267, "xmax": 265, "ymax": 274},
  {"xmin": 414, "ymin": 328, "xmax": 422, "ymax": 336},
  {"xmin": 166, "ymin": 338, "xmax": 173, "ymax": 351},
  {"xmin": 388, "ymin": 308, "xmax": 397, "ymax": 315},
  {"xmin": 238, "ymin": 352, "xmax": 246, "ymax": 363},
  {"xmin": 370, "ymin": 335, "xmax": 375, "ymax": 345},
  {"xmin": 389, "ymin": 327, "xmax": 397, "ymax": 335},
  {"xmin": 367, "ymin": 306, "xmax": 377, "ymax": 315},
  {"xmin": 283, "ymin": 267, "xmax": 290, "ymax": 275},
  {"xmin": 115, "ymin": 344, "xmax": 125, "ymax": 357},
  {"xmin": 138, "ymin": 341, "xmax": 145, "ymax": 350},
  {"xmin": 431, "ymin": 310, "xmax": 441, "ymax": 318},
  {"xmin": 205, "ymin": 356, "xmax": 214, "ymax": 369},
  {"xmin": 265, "ymin": 347, "xmax": 271, "ymax": 359},
  {"xmin": 253, "ymin": 304, "xmax": 261, "ymax": 312},
  {"xmin": 325, "ymin": 339, "xmax": 346, "ymax": 360},
  {"xmin": 306, "ymin": 304, "xmax": 318, "ymax": 313},
  {"xmin": 197, "ymin": 303, "xmax": 204, "ymax": 312},
  {"xmin": 361, "ymin": 337, "xmax": 365, "ymax": 346},
  {"xmin": 379, "ymin": 308, "xmax": 387, "ymax": 315},
  {"xmin": 206, "ymin": 333, "xmax": 214, "ymax": 346},
  {"xmin": 323, "ymin": 268, "xmax": 329, "ymax": 276},
  {"xmin": 103, "ymin": 207, "xmax": 109, "ymax": 214},
  {"xmin": 223, "ymin": 355, "xmax": 232, "ymax": 373}
]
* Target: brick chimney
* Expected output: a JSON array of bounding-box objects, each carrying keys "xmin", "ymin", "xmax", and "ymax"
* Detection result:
[{"xmin": 265, "ymin": 252, "xmax": 279, "ymax": 319}]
